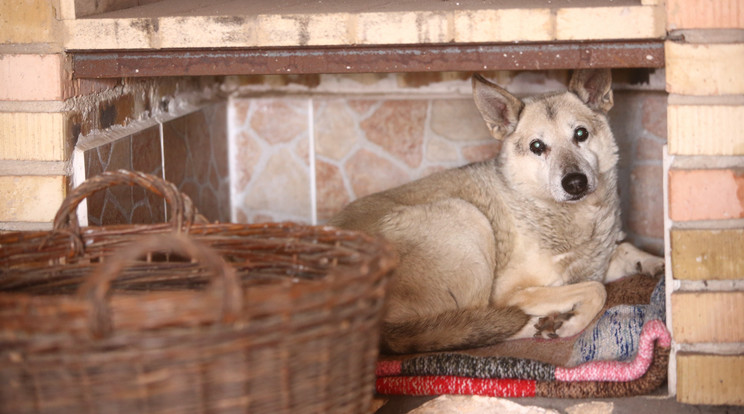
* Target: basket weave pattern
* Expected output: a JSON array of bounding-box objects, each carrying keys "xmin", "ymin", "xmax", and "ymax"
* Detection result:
[{"xmin": 0, "ymin": 170, "xmax": 396, "ymax": 414}]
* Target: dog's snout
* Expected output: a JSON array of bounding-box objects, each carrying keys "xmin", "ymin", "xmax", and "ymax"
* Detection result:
[{"xmin": 562, "ymin": 173, "xmax": 588, "ymax": 196}]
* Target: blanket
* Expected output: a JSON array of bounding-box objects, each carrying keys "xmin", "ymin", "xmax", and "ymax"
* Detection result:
[{"xmin": 376, "ymin": 275, "xmax": 670, "ymax": 398}]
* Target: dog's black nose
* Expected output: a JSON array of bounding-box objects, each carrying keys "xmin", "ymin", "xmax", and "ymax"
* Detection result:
[{"xmin": 562, "ymin": 173, "xmax": 588, "ymax": 196}]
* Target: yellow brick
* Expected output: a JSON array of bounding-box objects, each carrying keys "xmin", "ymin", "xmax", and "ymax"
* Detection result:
[
  {"xmin": 556, "ymin": 6, "xmax": 665, "ymax": 40},
  {"xmin": 0, "ymin": 113, "xmax": 70, "ymax": 161},
  {"xmin": 677, "ymin": 353, "xmax": 744, "ymax": 405},
  {"xmin": 671, "ymin": 229, "xmax": 744, "ymax": 280},
  {"xmin": 68, "ymin": 18, "xmax": 155, "ymax": 50},
  {"xmin": 666, "ymin": 42, "xmax": 744, "ymax": 95},
  {"xmin": 355, "ymin": 12, "xmax": 448, "ymax": 45},
  {"xmin": 0, "ymin": 0, "xmax": 59, "ymax": 45},
  {"xmin": 453, "ymin": 9, "xmax": 552, "ymax": 43},
  {"xmin": 668, "ymin": 104, "xmax": 744, "ymax": 155},
  {"xmin": 0, "ymin": 176, "xmax": 66, "ymax": 222},
  {"xmin": 672, "ymin": 292, "xmax": 744, "ymax": 343}
]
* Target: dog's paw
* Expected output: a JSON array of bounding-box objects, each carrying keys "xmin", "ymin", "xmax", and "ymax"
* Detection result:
[
  {"xmin": 533, "ymin": 311, "xmax": 575, "ymax": 339},
  {"xmin": 635, "ymin": 256, "xmax": 665, "ymax": 278}
]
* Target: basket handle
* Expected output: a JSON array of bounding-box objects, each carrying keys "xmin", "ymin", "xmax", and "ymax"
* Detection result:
[
  {"xmin": 53, "ymin": 169, "xmax": 208, "ymax": 236},
  {"xmin": 76, "ymin": 233, "xmax": 243, "ymax": 338}
]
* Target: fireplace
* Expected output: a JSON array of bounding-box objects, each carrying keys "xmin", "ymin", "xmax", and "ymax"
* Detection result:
[{"xmin": 1, "ymin": 0, "xmax": 742, "ymax": 405}]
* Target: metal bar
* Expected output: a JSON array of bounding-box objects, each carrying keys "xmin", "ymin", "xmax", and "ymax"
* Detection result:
[{"xmin": 70, "ymin": 40, "xmax": 664, "ymax": 79}]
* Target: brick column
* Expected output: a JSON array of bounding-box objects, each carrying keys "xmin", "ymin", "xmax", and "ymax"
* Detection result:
[
  {"xmin": 664, "ymin": 0, "xmax": 744, "ymax": 405},
  {"xmin": 0, "ymin": 0, "xmax": 70, "ymax": 230}
]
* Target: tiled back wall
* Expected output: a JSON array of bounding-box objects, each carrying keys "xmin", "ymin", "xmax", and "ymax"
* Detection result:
[
  {"xmin": 83, "ymin": 102, "xmax": 231, "ymax": 225},
  {"xmin": 230, "ymin": 97, "xmax": 502, "ymax": 224},
  {"xmin": 229, "ymin": 74, "xmax": 667, "ymax": 255}
]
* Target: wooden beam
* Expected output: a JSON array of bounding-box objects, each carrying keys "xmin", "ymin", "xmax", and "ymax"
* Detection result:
[{"xmin": 70, "ymin": 40, "xmax": 664, "ymax": 79}]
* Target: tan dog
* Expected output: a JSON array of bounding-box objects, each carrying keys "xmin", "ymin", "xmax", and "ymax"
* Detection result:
[{"xmin": 329, "ymin": 69, "xmax": 664, "ymax": 353}]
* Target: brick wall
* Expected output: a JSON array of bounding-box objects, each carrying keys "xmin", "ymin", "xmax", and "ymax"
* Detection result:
[
  {"xmin": 3, "ymin": 0, "xmax": 741, "ymax": 404},
  {"xmin": 0, "ymin": 0, "xmax": 228, "ymax": 229},
  {"xmin": 664, "ymin": 0, "xmax": 744, "ymax": 405},
  {"xmin": 1, "ymin": 0, "xmax": 69, "ymax": 230}
]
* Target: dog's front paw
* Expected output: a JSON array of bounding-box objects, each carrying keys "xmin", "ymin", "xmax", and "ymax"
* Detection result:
[
  {"xmin": 533, "ymin": 311, "xmax": 575, "ymax": 339},
  {"xmin": 635, "ymin": 256, "xmax": 665, "ymax": 278}
]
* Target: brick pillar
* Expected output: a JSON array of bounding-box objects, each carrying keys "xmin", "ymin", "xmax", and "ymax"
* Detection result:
[
  {"xmin": 664, "ymin": 0, "xmax": 744, "ymax": 405},
  {"xmin": 0, "ymin": 0, "xmax": 71, "ymax": 230}
]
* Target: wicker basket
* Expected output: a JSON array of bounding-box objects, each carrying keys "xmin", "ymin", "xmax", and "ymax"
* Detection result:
[{"xmin": 0, "ymin": 170, "xmax": 396, "ymax": 414}]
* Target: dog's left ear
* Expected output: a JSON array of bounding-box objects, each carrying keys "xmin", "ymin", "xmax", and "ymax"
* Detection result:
[{"xmin": 568, "ymin": 69, "xmax": 614, "ymax": 114}]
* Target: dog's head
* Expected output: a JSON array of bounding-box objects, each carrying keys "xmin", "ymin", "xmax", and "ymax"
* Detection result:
[{"xmin": 473, "ymin": 69, "xmax": 619, "ymax": 204}]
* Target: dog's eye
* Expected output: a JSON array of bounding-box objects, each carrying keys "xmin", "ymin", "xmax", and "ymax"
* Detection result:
[
  {"xmin": 574, "ymin": 127, "xmax": 589, "ymax": 143},
  {"xmin": 529, "ymin": 139, "xmax": 547, "ymax": 156}
]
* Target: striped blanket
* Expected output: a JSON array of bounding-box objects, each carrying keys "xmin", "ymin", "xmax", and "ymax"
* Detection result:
[{"xmin": 376, "ymin": 276, "xmax": 669, "ymax": 398}]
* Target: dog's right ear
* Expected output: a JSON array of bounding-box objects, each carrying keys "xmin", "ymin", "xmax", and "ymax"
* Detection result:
[
  {"xmin": 472, "ymin": 74, "xmax": 524, "ymax": 139},
  {"xmin": 568, "ymin": 69, "xmax": 614, "ymax": 114}
]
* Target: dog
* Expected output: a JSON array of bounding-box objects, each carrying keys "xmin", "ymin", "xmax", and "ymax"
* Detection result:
[{"xmin": 329, "ymin": 69, "xmax": 664, "ymax": 354}]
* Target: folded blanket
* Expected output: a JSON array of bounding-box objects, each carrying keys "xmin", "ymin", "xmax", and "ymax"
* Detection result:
[
  {"xmin": 569, "ymin": 276, "xmax": 666, "ymax": 366},
  {"xmin": 376, "ymin": 275, "xmax": 670, "ymax": 398}
]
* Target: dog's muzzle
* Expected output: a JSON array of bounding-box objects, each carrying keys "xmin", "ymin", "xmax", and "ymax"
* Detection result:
[{"xmin": 562, "ymin": 172, "xmax": 589, "ymax": 199}]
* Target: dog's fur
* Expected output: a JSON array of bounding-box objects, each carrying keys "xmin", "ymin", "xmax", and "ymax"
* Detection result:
[{"xmin": 329, "ymin": 69, "xmax": 664, "ymax": 354}]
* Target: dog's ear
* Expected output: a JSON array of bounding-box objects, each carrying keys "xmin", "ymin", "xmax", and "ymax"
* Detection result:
[
  {"xmin": 472, "ymin": 74, "xmax": 524, "ymax": 139},
  {"xmin": 568, "ymin": 69, "xmax": 614, "ymax": 114}
]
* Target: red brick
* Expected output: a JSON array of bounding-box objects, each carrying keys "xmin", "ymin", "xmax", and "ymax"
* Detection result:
[
  {"xmin": 0, "ymin": 54, "xmax": 67, "ymax": 101},
  {"xmin": 669, "ymin": 169, "xmax": 744, "ymax": 221},
  {"xmin": 667, "ymin": 0, "xmax": 744, "ymax": 29}
]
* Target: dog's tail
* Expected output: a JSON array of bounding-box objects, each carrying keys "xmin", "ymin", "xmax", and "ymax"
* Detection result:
[{"xmin": 381, "ymin": 306, "xmax": 530, "ymax": 354}]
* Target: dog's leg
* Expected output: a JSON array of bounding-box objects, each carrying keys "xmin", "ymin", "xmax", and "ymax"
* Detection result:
[
  {"xmin": 505, "ymin": 281, "xmax": 607, "ymax": 339},
  {"xmin": 605, "ymin": 242, "xmax": 664, "ymax": 282}
]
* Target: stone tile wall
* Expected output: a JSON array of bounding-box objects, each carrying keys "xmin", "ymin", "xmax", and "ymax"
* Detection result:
[
  {"xmin": 82, "ymin": 102, "xmax": 230, "ymax": 225},
  {"xmin": 230, "ymin": 73, "xmax": 666, "ymax": 255},
  {"xmin": 230, "ymin": 96, "xmax": 501, "ymax": 224},
  {"xmin": 162, "ymin": 104, "xmax": 231, "ymax": 223},
  {"xmin": 84, "ymin": 125, "xmax": 166, "ymax": 225}
]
